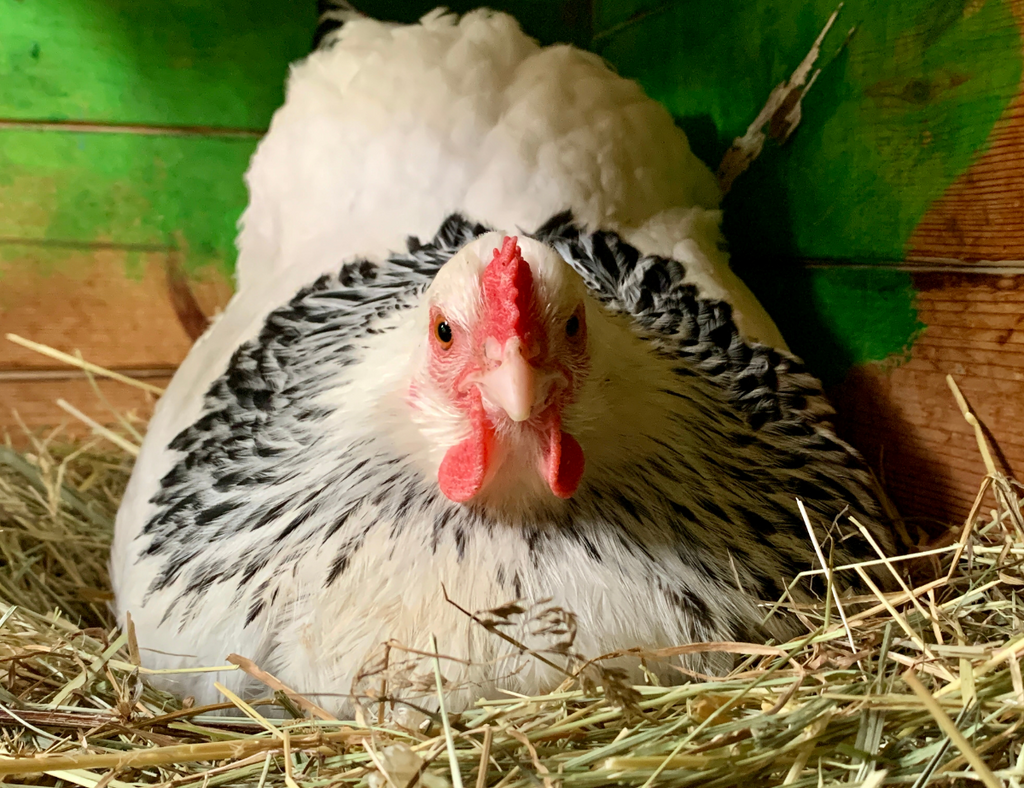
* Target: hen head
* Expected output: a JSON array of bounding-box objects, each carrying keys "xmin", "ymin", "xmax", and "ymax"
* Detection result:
[{"xmin": 409, "ymin": 234, "xmax": 592, "ymax": 505}]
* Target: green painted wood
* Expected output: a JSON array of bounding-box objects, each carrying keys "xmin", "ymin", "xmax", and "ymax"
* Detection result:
[
  {"xmin": 0, "ymin": 0, "xmax": 315, "ymax": 279},
  {"xmin": 594, "ymin": 0, "xmax": 1020, "ymax": 263},
  {"xmin": 0, "ymin": 130, "xmax": 254, "ymax": 275},
  {"xmin": 590, "ymin": 0, "xmax": 1021, "ymax": 380},
  {"xmin": 739, "ymin": 264, "xmax": 926, "ymax": 385},
  {"xmin": 1, "ymin": 0, "xmax": 316, "ymax": 127}
]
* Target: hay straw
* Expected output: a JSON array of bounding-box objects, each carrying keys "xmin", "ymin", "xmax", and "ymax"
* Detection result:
[
  {"xmin": 54, "ymin": 401, "xmax": 140, "ymax": 458},
  {"xmin": 2, "ymin": 348, "xmax": 1024, "ymax": 786},
  {"xmin": 4, "ymin": 334, "xmax": 165, "ymax": 396},
  {"xmin": 227, "ymin": 654, "xmax": 337, "ymax": 722},
  {"xmin": 902, "ymin": 669, "xmax": 1004, "ymax": 788},
  {"xmin": 431, "ymin": 634, "xmax": 465, "ymax": 788}
]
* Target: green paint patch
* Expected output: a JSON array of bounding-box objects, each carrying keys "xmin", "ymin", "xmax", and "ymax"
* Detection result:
[
  {"xmin": 806, "ymin": 268, "xmax": 925, "ymax": 368},
  {"xmin": 742, "ymin": 264, "xmax": 925, "ymax": 385},
  {"xmin": 0, "ymin": 0, "xmax": 315, "ymax": 127},
  {"xmin": 0, "ymin": 130, "xmax": 254, "ymax": 277}
]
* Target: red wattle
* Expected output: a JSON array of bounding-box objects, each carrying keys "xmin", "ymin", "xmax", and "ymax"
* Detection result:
[
  {"xmin": 543, "ymin": 427, "xmax": 585, "ymax": 499},
  {"xmin": 439, "ymin": 438, "xmax": 488, "ymax": 503},
  {"xmin": 438, "ymin": 395, "xmax": 493, "ymax": 503}
]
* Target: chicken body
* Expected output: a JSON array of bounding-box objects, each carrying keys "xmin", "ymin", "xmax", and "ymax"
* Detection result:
[{"xmin": 111, "ymin": 8, "xmax": 890, "ymax": 715}]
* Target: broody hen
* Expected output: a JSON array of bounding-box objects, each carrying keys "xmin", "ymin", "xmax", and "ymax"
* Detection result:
[{"xmin": 111, "ymin": 5, "xmax": 893, "ymax": 715}]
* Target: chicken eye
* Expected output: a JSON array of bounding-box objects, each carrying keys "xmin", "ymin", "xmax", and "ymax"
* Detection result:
[
  {"xmin": 434, "ymin": 318, "xmax": 454, "ymax": 349},
  {"xmin": 565, "ymin": 314, "xmax": 580, "ymax": 338}
]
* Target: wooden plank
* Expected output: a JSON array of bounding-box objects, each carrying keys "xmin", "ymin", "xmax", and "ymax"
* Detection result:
[
  {"xmin": 926, "ymin": 300, "xmax": 1024, "ymax": 314},
  {"xmin": 832, "ymin": 272, "xmax": 1024, "ymax": 529},
  {"xmin": 0, "ymin": 244, "xmax": 230, "ymax": 371},
  {"xmin": 909, "ymin": 55, "xmax": 1024, "ymax": 261},
  {"xmin": 0, "ymin": 241, "xmax": 229, "ymax": 433},
  {"xmin": 0, "ymin": 376, "xmax": 170, "ymax": 442}
]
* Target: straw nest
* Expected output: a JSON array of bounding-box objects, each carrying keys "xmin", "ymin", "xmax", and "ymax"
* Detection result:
[{"xmin": 1, "ymin": 352, "xmax": 1023, "ymax": 788}]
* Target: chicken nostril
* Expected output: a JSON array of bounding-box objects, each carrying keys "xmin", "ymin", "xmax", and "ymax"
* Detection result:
[{"xmin": 483, "ymin": 336, "xmax": 504, "ymax": 361}]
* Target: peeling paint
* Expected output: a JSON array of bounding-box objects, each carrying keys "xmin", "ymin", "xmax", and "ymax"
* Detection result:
[{"xmin": 717, "ymin": 4, "xmax": 844, "ymax": 193}]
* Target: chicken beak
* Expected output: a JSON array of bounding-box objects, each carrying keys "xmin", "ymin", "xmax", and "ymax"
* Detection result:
[{"xmin": 477, "ymin": 337, "xmax": 536, "ymax": 422}]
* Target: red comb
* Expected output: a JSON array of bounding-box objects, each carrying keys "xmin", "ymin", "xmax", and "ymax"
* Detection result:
[{"xmin": 481, "ymin": 236, "xmax": 535, "ymax": 345}]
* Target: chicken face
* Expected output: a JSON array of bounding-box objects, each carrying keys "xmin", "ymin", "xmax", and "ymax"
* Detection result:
[{"xmin": 413, "ymin": 234, "xmax": 590, "ymax": 504}]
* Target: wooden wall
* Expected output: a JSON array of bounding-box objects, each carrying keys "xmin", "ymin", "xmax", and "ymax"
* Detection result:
[
  {"xmin": 2, "ymin": 0, "xmax": 1023, "ymax": 534},
  {"xmin": 0, "ymin": 0, "xmax": 312, "ymax": 432}
]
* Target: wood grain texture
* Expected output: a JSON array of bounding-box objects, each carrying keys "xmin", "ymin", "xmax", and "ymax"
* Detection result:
[
  {"xmin": 832, "ymin": 272, "xmax": 1024, "ymax": 531},
  {"xmin": 0, "ymin": 243, "xmax": 230, "ymax": 432},
  {"xmin": 0, "ymin": 376, "xmax": 170, "ymax": 441},
  {"xmin": 829, "ymin": 0, "xmax": 1024, "ymax": 531},
  {"xmin": 0, "ymin": 244, "xmax": 231, "ymax": 370},
  {"xmin": 908, "ymin": 0, "xmax": 1024, "ymax": 262}
]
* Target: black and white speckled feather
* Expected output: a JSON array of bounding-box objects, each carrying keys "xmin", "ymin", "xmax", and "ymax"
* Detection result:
[{"xmin": 114, "ymin": 213, "xmax": 892, "ymax": 715}]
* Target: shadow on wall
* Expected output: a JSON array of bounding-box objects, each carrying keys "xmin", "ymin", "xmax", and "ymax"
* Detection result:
[
  {"xmin": 674, "ymin": 114, "xmax": 732, "ymax": 179},
  {"xmin": 707, "ymin": 133, "xmax": 958, "ymax": 535},
  {"xmin": 829, "ymin": 366, "xmax": 961, "ymax": 538},
  {"xmin": 716, "ymin": 144, "xmax": 863, "ymax": 386},
  {"xmin": 355, "ymin": 0, "xmax": 593, "ymax": 47}
]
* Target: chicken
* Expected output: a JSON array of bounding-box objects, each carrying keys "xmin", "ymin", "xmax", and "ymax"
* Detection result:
[{"xmin": 110, "ymin": 6, "xmax": 893, "ymax": 716}]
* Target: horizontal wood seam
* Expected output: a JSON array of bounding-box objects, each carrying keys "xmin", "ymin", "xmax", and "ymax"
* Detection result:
[
  {"xmin": 0, "ymin": 118, "xmax": 264, "ymax": 138},
  {"xmin": 0, "ymin": 368, "xmax": 176, "ymax": 382}
]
